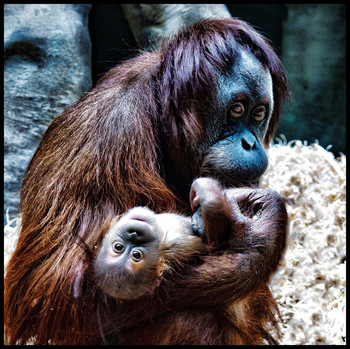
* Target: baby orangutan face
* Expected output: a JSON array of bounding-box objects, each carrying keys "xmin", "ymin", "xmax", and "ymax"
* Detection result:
[{"xmin": 94, "ymin": 207, "xmax": 196, "ymax": 300}]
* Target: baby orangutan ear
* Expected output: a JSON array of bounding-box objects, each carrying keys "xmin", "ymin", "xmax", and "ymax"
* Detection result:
[
  {"xmin": 157, "ymin": 257, "xmax": 165, "ymax": 277},
  {"xmin": 153, "ymin": 257, "xmax": 165, "ymax": 289}
]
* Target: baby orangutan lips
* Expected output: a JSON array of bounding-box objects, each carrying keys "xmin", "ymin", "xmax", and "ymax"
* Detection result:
[
  {"xmin": 119, "ymin": 208, "xmax": 159, "ymax": 244},
  {"xmin": 191, "ymin": 224, "xmax": 204, "ymax": 238},
  {"xmin": 191, "ymin": 207, "xmax": 205, "ymax": 238}
]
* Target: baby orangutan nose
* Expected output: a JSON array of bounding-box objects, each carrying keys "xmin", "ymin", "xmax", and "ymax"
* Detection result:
[{"xmin": 122, "ymin": 227, "xmax": 155, "ymax": 243}]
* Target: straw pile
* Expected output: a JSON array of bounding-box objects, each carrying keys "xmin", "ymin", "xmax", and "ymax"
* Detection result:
[{"xmin": 261, "ymin": 137, "xmax": 346, "ymax": 345}]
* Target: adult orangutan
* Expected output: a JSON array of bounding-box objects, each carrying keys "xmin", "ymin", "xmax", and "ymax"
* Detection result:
[{"xmin": 4, "ymin": 18, "xmax": 290, "ymax": 344}]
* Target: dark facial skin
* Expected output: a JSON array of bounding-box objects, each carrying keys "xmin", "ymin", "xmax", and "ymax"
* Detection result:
[
  {"xmin": 164, "ymin": 49, "xmax": 275, "ymax": 201},
  {"xmin": 200, "ymin": 50, "xmax": 274, "ymax": 187}
]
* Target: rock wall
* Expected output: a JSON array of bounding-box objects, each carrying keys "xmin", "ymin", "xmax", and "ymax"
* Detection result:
[
  {"xmin": 278, "ymin": 4, "xmax": 346, "ymax": 156},
  {"xmin": 4, "ymin": 4, "xmax": 92, "ymax": 222}
]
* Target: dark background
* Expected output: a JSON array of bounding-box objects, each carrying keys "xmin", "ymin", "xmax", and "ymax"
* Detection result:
[{"xmin": 89, "ymin": 4, "xmax": 346, "ymax": 156}]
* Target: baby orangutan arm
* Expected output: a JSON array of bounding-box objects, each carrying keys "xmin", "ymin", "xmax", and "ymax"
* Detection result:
[
  {"xmin": 93, "ymin": 177, "xmax": 287, "ymax": 345},
  {"xmin": 95, "ymin": 177, "xmax": 287, "ymax": 306},
  {"xmin": 164, "ymin": 177, "xmax": 288, "ymax": 308}
]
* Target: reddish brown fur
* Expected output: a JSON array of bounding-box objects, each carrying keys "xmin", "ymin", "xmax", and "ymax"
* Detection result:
[
  {"xmin": 4, "ymin": 18, "xmax": 290, "ymax": 345},
  {"xmin": 116, "ymin": 181, "xmax": 288, "ymax": 345},
  {"xmin": 91, "ymin": 181, "xmax": 288, "ymax": 345}
]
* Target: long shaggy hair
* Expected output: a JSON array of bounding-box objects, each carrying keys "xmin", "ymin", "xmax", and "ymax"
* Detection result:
[{"xmin": 4, "ymin": 18, "xmax": 290, "ymax": 345}]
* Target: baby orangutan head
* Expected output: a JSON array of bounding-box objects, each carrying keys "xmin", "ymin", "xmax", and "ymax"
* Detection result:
[{"xmin": 94, "ymin": 206, "xmax": 202, "ymax": 300}]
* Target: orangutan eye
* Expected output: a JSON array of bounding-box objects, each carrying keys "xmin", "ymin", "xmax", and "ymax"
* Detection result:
[
  {"xmin": 229, "ymin": 102, "xmax": 245, "ymax": 118},
  {"xmin": 253, "ymin": 106, "xmax": 266, "ymax": 121},
  {"xmin": 131, "ymin": 250, "xmax": 143, "ymax": 261},
  {"xmin": 113, "ymin": 242, "xmax": 124, "ymax": 253}
]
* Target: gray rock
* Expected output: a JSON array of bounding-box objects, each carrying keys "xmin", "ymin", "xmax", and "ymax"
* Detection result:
[
  {"xmin": 278, "ymin": 4, "xmax": 346, "ymax": 155},
  {"xmin": 122, "ymin": 4, "xmax": 231, "ymax": 50},
  {"xmin": 4, "ymin": 4, "xmax": 92, "ymax": 223}
]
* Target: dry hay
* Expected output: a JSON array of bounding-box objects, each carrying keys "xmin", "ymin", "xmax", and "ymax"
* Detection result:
[
  {"xmin": 4, "ymin": 138, "xmax": 346, "ymax": 345},
  {"xmin": 261, "ymin": 137, "xmax": 346, "ymax": 345}
]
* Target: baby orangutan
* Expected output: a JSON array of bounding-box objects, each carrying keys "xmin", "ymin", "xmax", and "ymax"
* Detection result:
[
  {"xmin": 94, "ymin": 205, "xmax": 206, "ymax": 300},
  {"xmin": 94, "ymin": 177, "xmax": 287, "ymax": 302}
]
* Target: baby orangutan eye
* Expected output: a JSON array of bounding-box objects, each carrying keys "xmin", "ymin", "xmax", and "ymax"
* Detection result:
[
  {"xmin": 131, "ymin": 250, "xmax": 143, "ymax": 261},
  {"xmin": 113, "ymin": 242, "xmax": 124, "ymax": 253}
]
